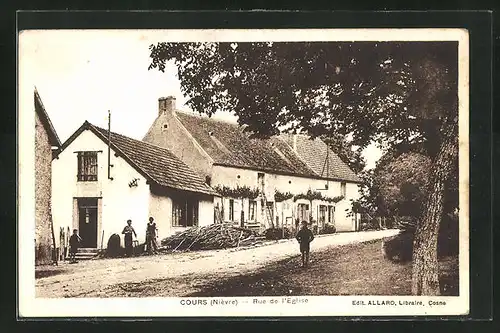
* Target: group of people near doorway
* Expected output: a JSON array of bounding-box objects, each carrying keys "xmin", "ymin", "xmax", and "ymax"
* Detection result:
[
  {"xmin": 121, "ymin": 217, "xmax": 159, "ymax": 256},
  {"xmin": 67, "ymin": 217, "xmax": 160, "ymax": 262},
  {"xmin": 68, "ymin": 218, "xmax": 316, "ymax": 268}
]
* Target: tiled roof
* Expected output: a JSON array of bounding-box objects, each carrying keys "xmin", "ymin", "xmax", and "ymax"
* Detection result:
[
  {"xmin": 175, "ymin": 112, "xmax": 317, "ymax": 177},
  {"xmin": 175, "ymin": 112, "xmax": 362, "ymax": 183},
  {"xmin": 58, "ymin": 121, "xmax": 217, "ymax": 196},
  {"xmin": 90, "ymin": 124, "xmax": 217, "ymax": 196},
  {"xmin": 279, "ymin": 134, "xmax": 362, "ymax": 183}
]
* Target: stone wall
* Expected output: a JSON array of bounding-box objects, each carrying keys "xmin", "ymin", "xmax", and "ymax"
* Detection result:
[{"xmin": 34, "ymin": 110, "xmax": 53, "ymax": 265}]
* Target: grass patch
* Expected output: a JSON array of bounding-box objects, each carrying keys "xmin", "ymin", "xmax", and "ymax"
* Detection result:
[{"xmin": 189, "ymin": 239, "xmax": 458, "ymax": 297}]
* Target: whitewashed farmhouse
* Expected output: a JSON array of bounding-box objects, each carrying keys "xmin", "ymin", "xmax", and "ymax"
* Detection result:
[
  {"xmin": 143, "ymin": 96, "xmax": 363, "ymax": 233},
  {"xmin": 51, "ymin": 121, "xmax": 217, "ymax": 251}
]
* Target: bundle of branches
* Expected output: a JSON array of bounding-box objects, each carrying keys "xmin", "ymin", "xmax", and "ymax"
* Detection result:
[{"xmin": 160, "ymin": 223, "xmax": 257, "ymax": 251}]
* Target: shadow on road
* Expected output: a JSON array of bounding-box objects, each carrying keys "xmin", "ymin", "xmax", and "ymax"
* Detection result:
[{"xmin": 188, "ymin": 239, "xmax": 459, "ymax": 297}]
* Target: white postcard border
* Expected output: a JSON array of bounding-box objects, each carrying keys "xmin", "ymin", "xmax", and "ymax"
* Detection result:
[{"xmin": 18, "ymin": 28, "xmax": 470, "ymax": 318}]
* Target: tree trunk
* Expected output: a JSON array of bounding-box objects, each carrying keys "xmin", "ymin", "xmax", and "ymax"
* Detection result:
[{"xmin": 411, "ymin": 120, "xmax": 458, "ymax": 295}]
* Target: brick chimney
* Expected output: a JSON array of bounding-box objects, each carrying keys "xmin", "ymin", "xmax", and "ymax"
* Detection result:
[{"xmin": 158, "ymin": 96, "xmax": 176, "ymax": 117}]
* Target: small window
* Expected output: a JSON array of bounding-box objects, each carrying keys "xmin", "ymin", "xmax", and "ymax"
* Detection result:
[
  {"xmin": 341, "ymin": 182, "xmax": 347, "ymax": 197},
  {"xmin": 77, "ymin": 151, "xmax": 98, "ymax": 181},
  {"xmin": 205, "ymin": 176, "xmax": 211, "ymax": 185},
  {"xmin": 288, "ymin": 180, "xmax": 292, "ymax": 184},
  {"xmin": 229, "ymin": 199, "xmax": 234, "ymax": 221},
  {"xmin": 163, "ymin": 124, "xmax": 168, "ymax": 130},
  {"xmin": 237, "ymin": 175, "xmax": 241, "ymax": 179},
  {"xmin": 172, "ymin": 198, "xmax": 198, "ymax": 227}
]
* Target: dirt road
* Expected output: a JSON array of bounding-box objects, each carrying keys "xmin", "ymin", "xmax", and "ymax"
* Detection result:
[{"xmin": 36, "ymin": 229, "xmax": 400, "ymax": 298}]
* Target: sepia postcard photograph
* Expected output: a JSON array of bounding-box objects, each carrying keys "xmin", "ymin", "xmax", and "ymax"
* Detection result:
[{"xmin": 18, "ymin": 27, "xmax": 469, "ymax": 317}]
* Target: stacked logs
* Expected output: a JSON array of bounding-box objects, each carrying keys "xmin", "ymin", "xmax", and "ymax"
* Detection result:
[{"xmin": 160, "ymin": 223, "xmax": 257, "ymax": 251}]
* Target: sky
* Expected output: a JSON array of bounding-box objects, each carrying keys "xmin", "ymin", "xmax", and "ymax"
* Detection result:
[{"xmin": 20, "ymin": 30, "xmax": 383, "ymax": 170}]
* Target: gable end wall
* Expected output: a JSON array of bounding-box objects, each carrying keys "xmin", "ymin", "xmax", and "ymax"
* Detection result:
[{"xmin": 143, "ymin": 113, "xmax": 213, "ymax": 181}]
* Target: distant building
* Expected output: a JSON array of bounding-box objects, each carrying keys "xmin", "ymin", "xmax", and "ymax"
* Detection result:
[
  {"xmin": 51, "ymin": 121, "xmax": 217, "ymax": 251},
  {"xmin": 35, "ymin": 89, "xmax": 61, "ymax": 265},
  {"xmin": 143, "ymin": 96, "xmax": 363, "ymax": 233}
]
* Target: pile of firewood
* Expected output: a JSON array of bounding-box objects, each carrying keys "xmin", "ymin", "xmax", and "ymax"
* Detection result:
[{"xmin": 160, "ymin": 223, "xmax": 257, "ymax": 251}]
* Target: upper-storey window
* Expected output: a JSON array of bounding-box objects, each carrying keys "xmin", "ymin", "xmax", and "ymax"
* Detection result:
[{"xmin": 77, "ymin": 151, "xmax": 98, "ymax": 181}]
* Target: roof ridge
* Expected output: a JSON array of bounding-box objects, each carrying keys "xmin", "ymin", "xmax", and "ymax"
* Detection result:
[
  {"xmin": 87, "ymin": 123, "xmax": 161, "ymax": 185},
  {"xmin": 87, "ymin": 122, "xmax": 216, "ymax": 194},
  {"xmin": 90, "ymin": 123, "xmax": 184, "ymax": 157},
  {"xmin": 277, "ymin": 133, "xmax": 362, "ymax": 182},
  {"xmin": 175, "ymin": 109, "xmax": 242, "ymax": 127},
  {"xmin": 275, "ymin": 135, "xmax": 322, "ymax": 178}
]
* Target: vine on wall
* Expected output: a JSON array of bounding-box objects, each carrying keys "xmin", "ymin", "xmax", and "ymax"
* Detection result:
[
  {"xmin": 274, "ymin": 190, "xmax": 294, "ymax": 202},
  {"xmin": 214, "ymin": 186, "xmax": 343, "ymax": 203},
  {"xmin": 213, "ymin": 185, "xmax": 260, "ymax": 199},
  {"xmin": 293, "ymin": 189, "xmax": 344, "ymax": 203}
]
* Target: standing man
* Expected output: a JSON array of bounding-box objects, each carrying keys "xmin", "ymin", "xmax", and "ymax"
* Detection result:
[
  {"xmin": 296, "ymin": 221, "xmax": 315, "ymax": 268},
  {"xmin": 145, "ymin": 217, "xmax": 158, "ymax": 254},
  {"xmin": 122, "ymin": 219, "xmax": 137, "ymax": 257}
]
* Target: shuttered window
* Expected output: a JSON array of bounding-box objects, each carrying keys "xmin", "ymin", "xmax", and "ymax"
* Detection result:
[
  {"xmin": 319, "ymin": 205, "xmax": 327, "ymax": 224},
  {"xmin": 228, "ymin": 199, "xmax": 235, "ymax": 221},
  {"xmin": 328, "ymin": 206, "xmax": 335, "ymax": 224},
  {"xmin": 77, "ymin": 151, "xmax": 98, "ymax": 181},
  {"xmin": 248, "ymin": 200, "xmax": 257, "ymax": 221}
]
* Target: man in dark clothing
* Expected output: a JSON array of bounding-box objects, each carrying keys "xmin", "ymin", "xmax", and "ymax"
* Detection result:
[
  {"xmin": 122, "ymin": 220, "xmax": 137, "ymax": 257},
  {"xmin": 146, "ymin": 217, "xmax": 158, "ymax": 254},
  {"xmin": 69, "ymin": 229, "xmax": 82, "ymax": 263},
  {"xmin": 296, "ymin": 221, "xmax": 314, "ymax": 268}
]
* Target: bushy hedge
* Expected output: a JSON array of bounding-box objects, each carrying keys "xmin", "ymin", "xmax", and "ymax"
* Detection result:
[
  {"xmin": 319, "ymin": 223, "xmax": 336, "ymax": 234},
  {"xmin": 382, "ymin": 214, "xmax": 459, "ymax": 263},
  {"xmin": 381, "ymin": 230, "xmax": 414, "ymax": 263},
  {"xmin": 264, "ymin": 227, "xmax": 292, "ymax": 240}
]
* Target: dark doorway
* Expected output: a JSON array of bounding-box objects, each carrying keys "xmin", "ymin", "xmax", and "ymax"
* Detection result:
[{"xmin": 78, "ymin": 198, "xmax": 98, "ymax": 248}]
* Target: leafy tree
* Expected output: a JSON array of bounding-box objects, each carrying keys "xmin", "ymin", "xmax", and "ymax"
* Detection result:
[
  {"xmin": 149, "ymin": 41, "xmax": 459, "ymax": 295},
  {"xmin": 374, "ymin": 151, "xmax": 432, "ymax": 219},
  {"xmin": 371, "ymin": 150, "xmax": 458, "ymax": 219}
]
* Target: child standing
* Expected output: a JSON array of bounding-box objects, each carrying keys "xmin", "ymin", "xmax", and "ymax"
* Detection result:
[
  {"xmin": 69, "ymin": 229, "xmax": 82, "ymax": 263},
  {"xmin": 296, "ymin": 221, "xmax": 314, "ymax": 268}
]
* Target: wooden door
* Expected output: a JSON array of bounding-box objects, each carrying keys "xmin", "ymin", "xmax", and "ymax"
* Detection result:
[{"xmin": 78, "ymin": 198, "xmax": 98, "ymax": 248}]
